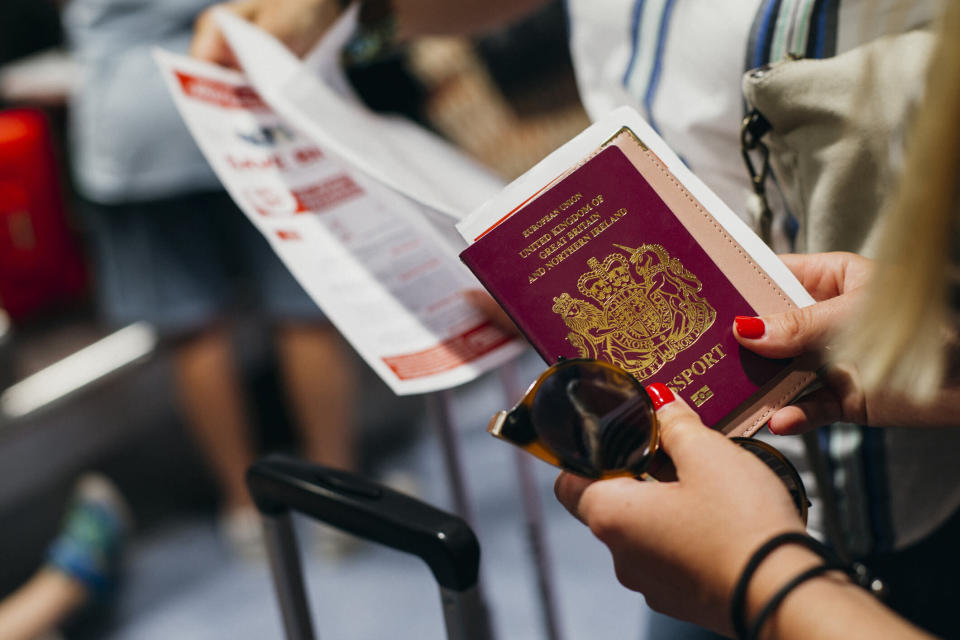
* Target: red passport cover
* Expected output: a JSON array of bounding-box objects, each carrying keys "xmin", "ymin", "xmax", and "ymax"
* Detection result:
[{"xmin": 461, "ymin": 136, "xmax": 813, "ymax": 435}]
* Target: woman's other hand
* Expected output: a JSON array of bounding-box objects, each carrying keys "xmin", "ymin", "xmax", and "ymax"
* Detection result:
[
  {"xmin": 190, "ymin": 0, "xmax": 342, "ymax": 68},
  {"xmin": 555, "ymin": 388, "xmax": 807, "ymax": 635}
]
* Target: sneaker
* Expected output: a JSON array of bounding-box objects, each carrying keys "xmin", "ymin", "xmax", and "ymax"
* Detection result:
[
  {"xmin": 313, "ymin": 522, "xmax": 362, "ymax": 561},
  {"xmin": 45, "ymin": 473, "xmax": 132, "ymax": 599},
  {"xmin": 378, "ymin": 469, "xmax": 421, "ymax": 500},
  {"xmin": 218, "ymin": 506, "xmax": 267, "ymax": 561}
]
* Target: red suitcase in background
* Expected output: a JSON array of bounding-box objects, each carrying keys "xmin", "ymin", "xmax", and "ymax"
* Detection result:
[{"xmin": 0, "ymin": 108, "xmax": 86, "ymax": 322}]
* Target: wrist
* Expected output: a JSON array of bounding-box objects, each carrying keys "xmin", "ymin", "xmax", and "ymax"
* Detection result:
[
  {"xmin": 761, "ymin": 568, "xmax": 874, "ymax": 640},
  {"xmin": 342, "ymin": 0, "xmax": 399, "ymax": 66},
  {"xmin": 744, "ymin": 546, "xmax": 842, "ymax": 640},
  {"xmin": 732, "ymin": 532, "xmax": 893, "ymax": 640}
]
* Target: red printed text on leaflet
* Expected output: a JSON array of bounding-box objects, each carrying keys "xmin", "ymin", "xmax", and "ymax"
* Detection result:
[
  {"xmin": 382, "ymin": 322, "xmax": 513, "ymax": 380},
  {"xmin": 175, "ymin": 72, "xmax": 269, "ymax": 111}
]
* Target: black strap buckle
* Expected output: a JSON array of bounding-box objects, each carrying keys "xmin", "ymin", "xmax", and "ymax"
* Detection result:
[{"xmin": 740, "ymin": 109, "xmax": 773, "ymax": 243}]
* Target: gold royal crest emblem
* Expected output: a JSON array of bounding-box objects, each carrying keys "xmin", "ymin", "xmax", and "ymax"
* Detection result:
[{"xmin": 551, "ymin": 244, "xmax": 716, "ymax": 379}]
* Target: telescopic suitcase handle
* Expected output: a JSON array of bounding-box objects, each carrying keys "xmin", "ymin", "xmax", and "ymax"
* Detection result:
[{"xmin": 247, "ymin": 454, "xmax": 493, "ymax": 640}]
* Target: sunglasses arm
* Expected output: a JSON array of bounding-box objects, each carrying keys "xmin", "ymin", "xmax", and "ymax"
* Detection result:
[
  {"xmin": 487, "ymin": 410, "xmax": 565, "ymax": 470},
  {"xmin": 486, "ymin": 410, "xmax": 509, "ymax": 439}
]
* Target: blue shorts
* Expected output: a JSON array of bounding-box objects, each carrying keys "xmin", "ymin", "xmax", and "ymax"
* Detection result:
[{"xmin": 81, "ymin": 191, "xmax": 325, "ymax": 335}]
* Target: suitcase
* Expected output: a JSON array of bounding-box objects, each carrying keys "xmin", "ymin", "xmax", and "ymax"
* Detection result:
[
  {"xmin": 0, "ymin": 108, "xmax": 86, "ymax": 321},
  {"xmin": 247, "ymin": 454, "xmax": 495, "ymax": 640}
]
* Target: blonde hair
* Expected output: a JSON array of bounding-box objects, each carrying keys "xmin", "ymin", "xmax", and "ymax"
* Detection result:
[{"xmin": 835, "ymin": 0, "xmax": 960, "ymax": 399}]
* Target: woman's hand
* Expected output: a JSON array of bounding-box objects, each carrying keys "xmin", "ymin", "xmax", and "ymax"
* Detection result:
[
  {"xmin": 190, "ymin": 0, "xmax": 342, "ymax": 68},
  {"xmin": 733, "ymin": 252, "xmax": 873, "ymax": 434},
  {"xmin": 555, "ymin": 388, "xmax": 807, "ymax": 635},
  {"xmin": 734, "ymin": 252, "xmax": 960, "ymax": 433}
]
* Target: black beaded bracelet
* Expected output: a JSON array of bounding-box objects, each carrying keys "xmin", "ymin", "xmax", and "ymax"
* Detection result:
[
  {"xmin": 730, "ymin": 532, "xmax": 837, "ymax": 639},
  {"xmin": 731, "ymin": 532, "xmax": 887, "ymax": 640},
  {"xmin": 745, "ymin": 561, "xmax": 842, "ymax": 640}
]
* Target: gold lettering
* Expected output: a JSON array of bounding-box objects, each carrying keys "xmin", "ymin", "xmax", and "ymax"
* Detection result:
[
  {"xmin": 519, "ymin": 233, "xmax": 551, "ymax": 259},
  {"xmin": 591, "ymin": 207, "xmax": 628, "ymax": 238},
  {"xmin": 668, "ymin": 374, "xmax": 688, "ymax": 393},
  {"xmin": 545, "ymin": 235, "xmax": 591, "ymax": 268},
  {"xmin": 701, "ymin": 351, "xmax": 719, "ymax": 368},
  {"xmin": 538, "ymin": 235, "xmax": 569, "ymax": 259},
  {"xmin": 566, "ymin": 212, "xmax": 600, "ymax": 241},
  {"xmin": 521, "ymin": 210, "xmax": 558, "ymax": 238},
  {"xmin": 666, "ymin": 343, "xmax": 728, "ymax": 395},
  {"xmin": 564, "ymin": 202, "xmax": 593, "ymax": 228},
  {"xmin": 558, "ymin": 193, "xmax": 583, "ymax": 211}
]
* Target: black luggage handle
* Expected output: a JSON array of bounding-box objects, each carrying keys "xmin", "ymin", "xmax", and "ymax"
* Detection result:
[
  {"xmin": 248, "ymin": 454, "xmax": 480, "ymax": 591},
  {"xmin": 247, "ymin": 454, "xmax": 492, "ymax": 640}
]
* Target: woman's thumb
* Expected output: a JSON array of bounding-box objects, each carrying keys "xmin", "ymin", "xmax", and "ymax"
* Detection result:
[
  {"xmin": 645, "ymin": 384, "xmax": 722, "ymax": 471},
  {"xmin": 733, "ymin": 295, "xmax": 852, "ymax": 359}
]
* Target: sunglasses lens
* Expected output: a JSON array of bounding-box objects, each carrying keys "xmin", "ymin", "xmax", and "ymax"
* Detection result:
[
  {"xmin": 529, "ymin": 362, "xmax": 656, "ymax": 478},
  {"xmin": 732, "ymin": 438, "xmax": 809, "ymax": 523}
]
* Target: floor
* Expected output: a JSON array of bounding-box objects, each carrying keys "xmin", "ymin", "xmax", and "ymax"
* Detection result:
[{"xmin": 91, "ymin": 350, "xmax": 649, "ymax": 640}]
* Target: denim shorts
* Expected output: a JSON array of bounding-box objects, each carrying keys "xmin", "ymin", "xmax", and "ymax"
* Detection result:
[{"xmin": 80, "ymin": 190, "xmax": 325, "ymax": 335}]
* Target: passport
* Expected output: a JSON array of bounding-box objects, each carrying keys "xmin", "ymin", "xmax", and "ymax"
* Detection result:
[{"xmin": 458, "ymin": 108, "xmax": 816, "ymax": 437}]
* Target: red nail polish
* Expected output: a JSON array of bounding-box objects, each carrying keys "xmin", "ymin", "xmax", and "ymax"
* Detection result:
[
  {"xmin": 645, "ymin": 383, "xmax": 675, "ymax": 410},
  {"xmin": 735, "ymin": 315, "xmax": 765, "ymax": 339}
]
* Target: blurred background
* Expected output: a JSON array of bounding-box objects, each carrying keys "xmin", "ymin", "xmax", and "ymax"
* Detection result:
[{"xmin": 0, "ymin": 1, "xmax": 650, "ymax": 638}]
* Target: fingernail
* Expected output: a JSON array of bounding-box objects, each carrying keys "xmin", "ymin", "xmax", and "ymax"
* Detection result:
[
  {"xmin": 735, "ymin": 315, "xmax": 765, "ymax": 339},
  {"xmin": 645, "ymin": 383, "xmax": 675, "ymax": 410}
]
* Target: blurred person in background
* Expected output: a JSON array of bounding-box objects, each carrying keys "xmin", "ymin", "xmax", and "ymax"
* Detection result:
[
  {"xmin": 192, "ymin": 0, "xmax": 960, "ymax": 636},
  {"xmin": 0, "ymin": 474, "xmax": 130, "ymax": 640},
  {"xmin": 62, "ymin": 0, "xmax": 359, "ymax": 558}
]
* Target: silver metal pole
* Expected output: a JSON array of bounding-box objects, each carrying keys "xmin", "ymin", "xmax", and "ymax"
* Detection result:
[
  {"xmin": 261, "ymin": 513, "xmax": 317, "ymax": 640},
  {"xmin": 439, "ymin": 584, "xmax": 496, "ymax": 640},
  {"xmin": 430, "ymin": 389, "xmax": 497, "ymax": 639},
  {"xmin": 499, "ymin": 363, "xmax": 565, "ymax": 640},
  {"xmin": 802, "ymin": 430, "xmax": 851, "ymax": 562},
  {"xmin": 512, "ymin": 450, "xmax": 565, "ymax": 640},
  {"xmin": 431, "ymin": 389, "xmax": 477, "ymax": 526}
]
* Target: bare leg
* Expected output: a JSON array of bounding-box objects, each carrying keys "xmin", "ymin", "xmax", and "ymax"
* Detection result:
[
  {"xmin": 275, "ymin": 323, "xmax": 358, "ymax": 471},
  {"xmin": 172, "ymin": 324, "xmax": 256, "ymax": 510},
  {"xmin": 4, "ymin": 473, "xmax": 131, "ymax": 638},
  {"xmin": 0, "ymin": 568, "xmax": 87, "ymax": 640}
]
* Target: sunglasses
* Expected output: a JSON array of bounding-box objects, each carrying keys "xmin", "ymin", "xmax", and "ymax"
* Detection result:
[{"xmin": 488, "ymin": 358, "xmax": 808, "ymax": 522}]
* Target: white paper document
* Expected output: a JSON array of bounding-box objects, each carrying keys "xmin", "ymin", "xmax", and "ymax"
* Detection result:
[
  {"xmin": 215, "ymin": 7, "xmax": 505, "ymax": 221},
  {"xmin": 155, "ymin": 51, "xmax": 526, "ymax": 395}
]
